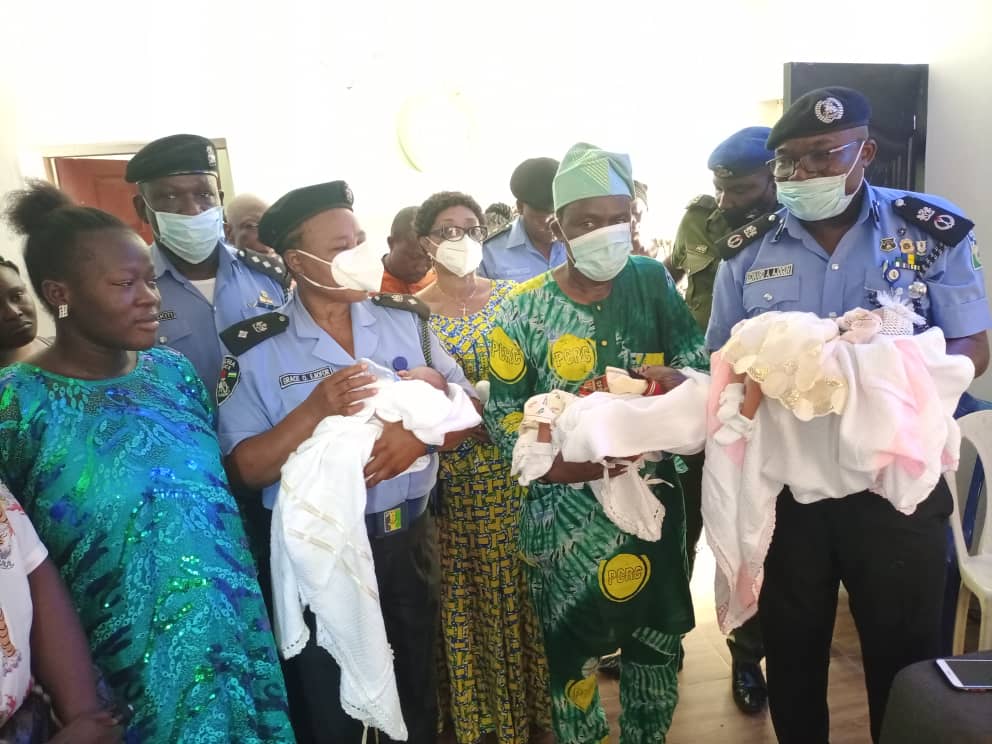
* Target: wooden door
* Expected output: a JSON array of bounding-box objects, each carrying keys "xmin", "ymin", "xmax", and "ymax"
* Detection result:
[{"xmin": 54, "ymin": 158, "xmax": 154, "ymax": 244}]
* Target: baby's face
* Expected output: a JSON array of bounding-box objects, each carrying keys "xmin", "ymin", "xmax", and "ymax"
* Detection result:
[{"xmin": 405, "ymin": 366, "xmax": 448, "ymax": 392}]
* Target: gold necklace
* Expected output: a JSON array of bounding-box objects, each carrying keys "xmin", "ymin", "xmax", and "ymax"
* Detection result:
[{"xmin": 436, "ymin": 278, "xmax": 482, "ymax": 318}]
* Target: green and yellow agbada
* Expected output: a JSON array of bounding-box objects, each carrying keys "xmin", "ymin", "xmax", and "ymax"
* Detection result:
[{"xmin": 485, "ymin": 144, "xmax": 709, "ymax": 744}]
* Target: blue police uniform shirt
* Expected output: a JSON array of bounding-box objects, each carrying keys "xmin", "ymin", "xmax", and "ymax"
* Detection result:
[
  {"xmin": 216, "ymin": 292, "xmax": 475, "ymax": 511},
  {"xmin": 706, "ymin": 183, "xmax": 990, "ymax": 351},
  {"xmin": 152, "ymin": 241, "xmax": 287, "ymax": 389},
  {"xmin": 478, "ymin": 217, "xmax": 567, "ymax": 281}
]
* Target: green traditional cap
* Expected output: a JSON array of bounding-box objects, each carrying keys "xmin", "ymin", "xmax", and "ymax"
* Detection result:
[{"xmin": 552, "ymin": 142, "xmax": 634, "ymax": 212}]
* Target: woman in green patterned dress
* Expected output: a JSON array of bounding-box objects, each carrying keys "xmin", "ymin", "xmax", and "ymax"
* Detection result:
[
  {"xmin": 414, "ymin": 192, "xmax": 551, "ymax": 744},
  {"xmin": 485, "ymin": 145, "xmax": 709, "ymax": 744}
]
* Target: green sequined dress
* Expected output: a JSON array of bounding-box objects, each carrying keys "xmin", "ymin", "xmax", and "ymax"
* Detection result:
[{"xmin": 0, "ymin": 347, "xmax": 292, "ymax": 743}]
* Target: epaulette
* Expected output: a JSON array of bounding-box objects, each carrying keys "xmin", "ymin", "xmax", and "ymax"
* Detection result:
[
  {"xmin": 715, "ymin": 211, "xmax": 782, "ymax": 260},
  {"xmin": 483, "ymin": 222, "xmax": 512, "ymax": 244},
  {"xmin": 220, "ymin": 311, "xmax": 289, "ymax": 356},
  {"xmin": 686, "ymin": 194, "xmax": 717, "ymax": 211},
  {"xmin": 892, "ymin": 196, "xmax": 974, "ymax": 246},
  {"xmin": 236, "ymin": 247, "xmax": 292, "ymax": 290},
  {"xmin": 371, "ymin": 292, "xmax": 430, "ymax": 321}
]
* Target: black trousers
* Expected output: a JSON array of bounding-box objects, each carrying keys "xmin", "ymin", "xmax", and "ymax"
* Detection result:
[
  {"xmin": 681, "ymin": 452, "xmax": 765, "ymax": 666},
  {"xmin": 290, "ymin": 510, "xmax": 441, "ymax": 744},
  {"xmin": 759, "ymin": 483, "xmax": 951, "ymax": 744}
]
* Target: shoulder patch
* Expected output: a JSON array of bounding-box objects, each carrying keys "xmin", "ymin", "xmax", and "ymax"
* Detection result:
[
  {"xmin": 686, "ymin": 194, "xmax": 717, "ymax": 211},
  {"xmin": 370, "ymin": 292, "xmax": 430, "ymax": 320},
  {"xmin": 216, "ymin": 355, "xmax": 240, "ymax": 405},
  {"xmin": 483, "ymin": 222, "xmax": 512, "ymax": 244},
  {"xmin": 715, "ymin": 211, "xmax": 782, "ymax": 260},
  {"xmin": 891, "ymin": 196, "xmax": 974, "ymax": 246},
  {"xmin": 236, "ymin": 248, "xmax": 292, "ymax": 290},
  {"xmin": 220, "ymin": 311, "xmax": 289, "ymax": 356}
]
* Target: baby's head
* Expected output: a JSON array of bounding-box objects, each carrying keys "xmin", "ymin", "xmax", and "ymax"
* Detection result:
[{"xmin": 404, "ymin": 366, "xmax": 448, "ymax": 392}]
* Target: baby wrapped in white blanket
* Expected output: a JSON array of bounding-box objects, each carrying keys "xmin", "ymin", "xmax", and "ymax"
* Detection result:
[{"xmin": 272, "ymin": 359, "xmax": 481, "ymax": 740}]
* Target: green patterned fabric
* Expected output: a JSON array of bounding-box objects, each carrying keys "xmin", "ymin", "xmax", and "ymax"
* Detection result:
[
  {"xmin": 552, "ymin": 143, "xmax": 634, "ymax": 212},
  {"xmin": 485, "ymin": 256, "xmax": 707, "ymax": 743}
]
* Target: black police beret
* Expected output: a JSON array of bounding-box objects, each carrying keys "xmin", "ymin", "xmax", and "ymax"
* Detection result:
[
  {"xmin": 125, "ymin": 134, "xmax": 219, "ymax": 184},
  {"xmin": 259, "ymin": 181, "xmax": 354, "ymax": 254},
  {"xmin": 767, "ymin": 87, "xmax": 871, "ymax": 150},
  {"xmin": 509, "ymin": 157, "xmax": 559, "ymax": 213},
  {"xmin": 708, "ymin": 126, "xmax": 773, "ymax": 177}
]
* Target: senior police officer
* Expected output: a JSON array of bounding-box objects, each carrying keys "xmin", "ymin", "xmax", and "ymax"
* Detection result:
[
  {"xmin": 665, "ymin": 127, "xmax": 778, "ymax": 332},
  {"xmin": 127, "ymin": 134, "xmax": 289, "ymax": 390},
  {"xmin": 216, "ymin": 180, "xmax": 477, "ymax": 744},
  {"xmin": 479, "ymin": 157, "xmax": 567, "ymax": 281},
  {"xmin": 707, "ymin": 87, "xmax": 990, "ymax": 744}
]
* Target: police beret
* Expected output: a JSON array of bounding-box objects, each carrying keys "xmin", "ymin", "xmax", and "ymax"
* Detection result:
[
  {"xmin": 708, "ymin": 127, "xmax": 774, "ymax": 177},
  {"xmin": 509, "ymin": 157, "xmax": 559, "ymax": 213},
  {"xmin": 767, "ymin": 87, "xmax": 872, "ymax": 150},
  {"xmin": 259, "ymin": 180, "xmax": 354, "ymax": 253},
  {"xmin": 125, "ymin": 134, "xmax": 219, "ymax": 184}
]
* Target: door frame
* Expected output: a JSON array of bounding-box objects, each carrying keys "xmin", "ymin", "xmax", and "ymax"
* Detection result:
[{"xmin": 42, "ymin": 137, "xmax": 235, "ymax": 194}]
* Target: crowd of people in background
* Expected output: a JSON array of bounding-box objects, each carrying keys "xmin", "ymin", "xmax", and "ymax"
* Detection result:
[{"xmin": 0, "ymin": 84, "xmax": 988, "ymax": 744}]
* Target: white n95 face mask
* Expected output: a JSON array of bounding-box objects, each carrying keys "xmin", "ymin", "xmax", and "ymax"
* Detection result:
[
  {"xmin": 431, "ymin": 234, "xmax": 483, "ymax": 277},
  {"xmin": 295, "ymin": 242, "xmax": 386, "ymax": 292},
  {"xmin": 149, "ymin": 205, "xmax": 224, "ymax": 264},
  {"xmin": 567, "ymin": 223, "xmax": 633, "ymax": 281}
]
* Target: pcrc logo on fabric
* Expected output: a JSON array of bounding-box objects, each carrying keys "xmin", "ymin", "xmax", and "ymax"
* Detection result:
[
  {"xmin": 598, "ymin": 553, "xmax": 652, "ymax": 603},
  {"xmin": 548, "ymin": 334, "xmax": 596, "ymax": 382},
  {"xmin": 489, "ymin": 327, "xmax": 526, "ymax": 383}
]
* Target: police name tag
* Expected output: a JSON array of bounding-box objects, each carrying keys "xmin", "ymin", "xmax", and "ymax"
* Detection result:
[
  {"xmin": 279, "ymin": 366, "xmax": 333, "ymax": 388},
  {"xmin": 744, "ymin": 264, "xmax": 793, "ymax": 284}
]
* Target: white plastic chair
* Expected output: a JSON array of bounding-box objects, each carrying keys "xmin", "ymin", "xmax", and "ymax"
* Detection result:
[{"xmin": 949, "ymin": 410, "xmax": 992, "ymax": 653}]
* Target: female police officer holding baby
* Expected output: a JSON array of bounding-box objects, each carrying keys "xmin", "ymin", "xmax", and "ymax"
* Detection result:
[{"xmin": 216, "ymin": 180, "xmax": 477, "ymax": 744}]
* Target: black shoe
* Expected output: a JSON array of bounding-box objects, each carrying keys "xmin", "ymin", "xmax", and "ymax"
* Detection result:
[
  {"xmin": 599, "ymin": 651, "xmax": 621, "ymax": 679},
  {"xmin": 731, "ymin": 661, "xmax": 767, "ymax": 714}
]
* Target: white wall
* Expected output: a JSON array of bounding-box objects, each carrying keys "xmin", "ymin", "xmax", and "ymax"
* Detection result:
[{"xmin": 2, "ymin": 0, "xmax": 990, "ymax": 384}]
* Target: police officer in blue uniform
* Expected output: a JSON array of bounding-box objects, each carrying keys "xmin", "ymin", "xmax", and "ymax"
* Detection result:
[
  {"xmin": 126, "ymin": 134, "xmax": 290, "ymax": 390},
  {"xmin": 216, "ymin": 180, "xmax": 476, "ymax": 744},
  {"xmin": 707, "ymin": 87, "xmax": 990, "ymax": 744},
  {"xmin": 479, "ymin": 156, "xmax": 567, "ymax": 281}
]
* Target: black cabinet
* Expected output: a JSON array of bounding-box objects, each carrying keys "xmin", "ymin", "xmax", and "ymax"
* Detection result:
[{"xmin": 784, "ymin": 62, "xmax": 928, "ymax": 191}]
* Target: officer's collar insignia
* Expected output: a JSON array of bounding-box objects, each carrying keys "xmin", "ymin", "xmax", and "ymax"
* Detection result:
[
  {"xmin": 371, "ymin": 293, "xmax": 430, "ymax": 320},
  {"xmin": 715, "ymin": 210, "xmax": 782, "ymax": 260},
  {"xmin": 220, "ymin": 311, "xmax": 289, "ymax": 356},
  {"xmin": 892, "ymin": 196, "xmax": 973, "ymax": 246}
]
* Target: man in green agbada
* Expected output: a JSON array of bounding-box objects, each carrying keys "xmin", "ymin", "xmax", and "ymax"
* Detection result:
[{"xmin": 486, "ymin": 143, "xmax": 708, "ymax": 743}]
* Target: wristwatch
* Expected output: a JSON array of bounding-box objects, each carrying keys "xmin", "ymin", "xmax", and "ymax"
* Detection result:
[{"xmin": 425, "ymin": 443, "xmax": 440, "ymax": 455}]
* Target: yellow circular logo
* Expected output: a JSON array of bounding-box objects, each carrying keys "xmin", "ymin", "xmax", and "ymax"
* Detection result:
[
  {"xmin": 501, "ymin": 411, "xmax": 524, "ymax": 435},
  {"xmin": 490, "ymin": 327, "xmax": 525, "ymax": 383},
  {"xmin": 549, "ymin": 334, "xmax": 596, "ymax": 382},
  {"xmin": 598, "ymin": 553, "xmax": 652, "ymax": 603}
]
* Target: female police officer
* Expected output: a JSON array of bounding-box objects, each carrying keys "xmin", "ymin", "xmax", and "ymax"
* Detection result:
[{"xmin": 216, "ymin": 181, "xmax": 477, "ymax": 744}]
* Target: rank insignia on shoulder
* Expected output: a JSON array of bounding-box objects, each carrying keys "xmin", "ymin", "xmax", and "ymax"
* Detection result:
[
  {"xmin": 216, "ymin": 355, "xmax": 240, "ymax": 405},
  {"xmin": 236, "ymin": 247, "xmax": 292, "ymax": 290},
  {"xmin": 686, "ymin": 194, "xmax": 717, "ymax": 211},
  {"xmin": 715, "ymin": 211, "xmax": 781, "ymax": 260},
  {"xmin": 220, "ymin": 311, "xmax": 289, "ymax": 356},
  {"xmin": 483, "ymin": 222, "xmax": 511, "ymax": 244},
  {"xmin": 370, "ymin": 292, "xmax": 430, "ymax": 320},
  {"xmin": 892, "ymin": 196, "xmax": 974, "ymax": 246}
]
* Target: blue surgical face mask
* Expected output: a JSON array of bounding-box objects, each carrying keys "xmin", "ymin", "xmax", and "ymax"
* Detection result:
[
  {"xmin": 567, "ymin": 222, "xmax": 632, "ymax": 281},
  {"xmin": 147, "ymin": 204, "xmax": 223, "ymax": 264},
  {"xmin": 775, "ymin": 142, "xmax": 865, "ymax": 221}
]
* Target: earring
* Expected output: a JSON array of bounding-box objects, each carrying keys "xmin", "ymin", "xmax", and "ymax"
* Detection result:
[{"xmin": 57, "ymin": 304, "xmax": 68, "ymax": 319}]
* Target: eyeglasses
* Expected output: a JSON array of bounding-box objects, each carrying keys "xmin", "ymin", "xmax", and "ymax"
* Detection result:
[
  {"xmin": 430, "ymin": 224, "xmax": 488, "ymax": 242},
  {"xmin": 767, "ymin": 139, "xmax": 864, "ymax": 180}
]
